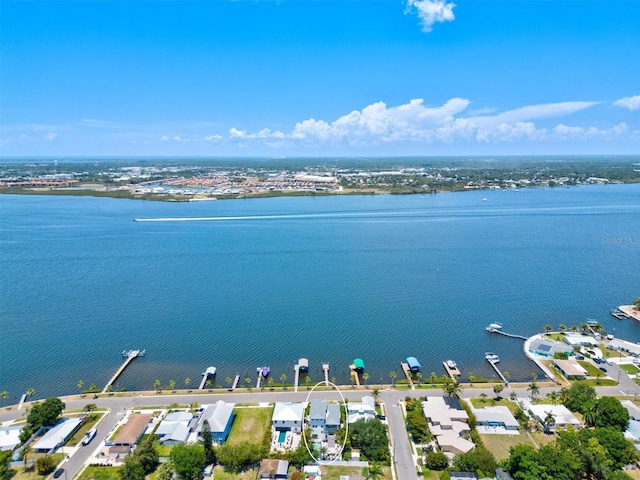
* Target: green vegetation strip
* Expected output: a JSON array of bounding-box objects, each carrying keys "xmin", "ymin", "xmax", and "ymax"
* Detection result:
[{"xmin": 77, "ymin": 466, "xmax": 123, "ymax": 480}]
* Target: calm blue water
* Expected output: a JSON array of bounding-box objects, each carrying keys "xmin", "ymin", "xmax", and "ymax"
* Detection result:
[{"xmin": 1, "ymin": 185, "xmax": 640, "ymax": 402}]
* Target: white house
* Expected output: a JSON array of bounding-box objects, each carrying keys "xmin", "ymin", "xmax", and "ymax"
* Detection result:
[
  {"xmin": 272, "ymin": 402, "xmax": 305, "ymax": 433},
  {"xmin": 156, "ymin": 412, "xmax": 193, "ymax": 445},
  {"xmin": 347, "ymin": 396, "xmax": 376, "ymax": 424},
  {"xmin": 521, "ymin": 400, "xmax": 581, "ymax": 431},
  {"xmin": 472, "ymin": 406, "xmax": 519, "ymax": 433},
  {"xmin": 422, "ymin": 397, "xmax": 473, "ymax": 455}
]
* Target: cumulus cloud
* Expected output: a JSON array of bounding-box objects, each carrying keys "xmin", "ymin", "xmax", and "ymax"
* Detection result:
[
  {"xmin": 226, "ymin": 97, "xmax": 630, "ymax": 148},
  {"xmin": 44, "ymin": 132, "xmax": 57, "ymax": 141},
  {"xmin": 613, "ymin": 95, "xmax": 640, "ymax": 111},
  {"xmin": 204, "ymin": 134, "xmax": 223, "ymax": 142},
  {"xmin": 405, "ymin": 0, "xmax": 456, "ymax": 32}
]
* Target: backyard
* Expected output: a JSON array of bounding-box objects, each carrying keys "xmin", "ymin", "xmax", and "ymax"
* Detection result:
[{"xmin": 226, "ymin": 406, "xmax": 273, "ymax": 446}]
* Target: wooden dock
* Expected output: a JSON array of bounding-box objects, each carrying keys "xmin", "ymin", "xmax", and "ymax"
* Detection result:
[
  {"xmin": 256, "ymin": 368, "xmax": 262, "ymax": 389},
  {"xmin": 611, "ymin": 309, "xmax": 630, "ymax": 320},
  {"xmin": 198, "ymin": 367, "xmax": 216, "ymax": 390},
  {"xmin": 442, "ymin": 361, "xmax": 461, "ymax": 380},
  {"xmin": 349, "ymin": 364, "xmax": 361, "ymax": 387},
  {"xmin": 322, "ymin": 363, "xmax": 330, "ymax": 386},
  {"xmin": 485, "ymin": 326, "xmax": 527, "ymax": 340},
  {"xmin": 293, "ymin": 365, "xmax": 300, "ymax": 392},
  {"xmin": 231, "ymin": 374, "xmax": 240, "ymax": 390},
  {"xmin": 400, "ymin": 362, "xmax": 415, "ymax": 390},
  {"xmin": 486, "ymin": 358, "xmax": 509, "ymax": 385},
  {"xmin": 102, "ymin": 349, "xmax": 144, "ymax": 393}
]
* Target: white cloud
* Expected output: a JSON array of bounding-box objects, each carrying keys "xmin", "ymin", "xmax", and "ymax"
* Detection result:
[
  {"xmin": 227, "ymin": 97, "xmax": 631, "ymax": 148},
  {"xmin": 405, "ymin": 0, "xmax": 456, "ymax": 33},
  {"xmin": 204, "ymin": 134, "xmax": 223, "ymax": 142},
  {"xmin": 613, "ymin": 95, "xmax": 640, "ymax": 111},
  {"xmin": 44, "ymin": 132, "xmax": 57, "ymax": 141}
]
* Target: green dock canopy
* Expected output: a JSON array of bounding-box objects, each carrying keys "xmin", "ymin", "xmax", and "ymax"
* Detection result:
[{"xmin": 353, "ymin": 358, "xmax": 365, "ymax": 370}]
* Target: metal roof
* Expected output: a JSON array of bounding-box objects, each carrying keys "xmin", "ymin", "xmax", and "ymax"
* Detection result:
[{"xmin": 353, "ymin": 358, "xmax": 365, "ymax": 369}]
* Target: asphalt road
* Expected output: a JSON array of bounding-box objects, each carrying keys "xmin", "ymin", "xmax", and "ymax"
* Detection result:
[{"xmin": 3, "ymin": 382, "xmax": 639, "ymax": 480}]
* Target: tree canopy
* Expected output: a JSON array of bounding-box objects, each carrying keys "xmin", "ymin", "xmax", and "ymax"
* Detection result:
[
  {"xmin": 349, "ymin": 419, "xmax": 390, "ymax": 463},
  {"xmin": 27, "ymin": 397, "xmax": 65, "ymax": 430},
  {"xmin": 170, "ymin": 444, "xmax": 206, "ymax": 480}
]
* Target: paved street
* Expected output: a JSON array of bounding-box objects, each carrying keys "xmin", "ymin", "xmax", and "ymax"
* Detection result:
[{"xmin": 2, "ymin": 380, "xmax": 639, "ymax": 480}]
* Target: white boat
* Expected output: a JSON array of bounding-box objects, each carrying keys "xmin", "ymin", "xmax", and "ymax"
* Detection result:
[
  {"xmin": 485, "ymin": 352, "xmax": 500, "ymax": 363},
  {"xmin": 485, "ymin": 323, "xmax": 502, "ymax": 332},
  {"xmin": 446, "ymin": 360, "xmax": 458, "ymax": 370}
]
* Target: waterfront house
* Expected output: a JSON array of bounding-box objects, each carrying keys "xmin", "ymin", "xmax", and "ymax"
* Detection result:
[
  {"xmin": 111, "ymin": 413, "xmax": 153, "ymax": 454},
  {"xmin": 553, "ymin": 359, "xmax": 587, "ymax": 380},
  {"xmin": 0, "ymin": 426, "xmax": 22, "ymax": 452},
  {"xmin": 347, "ymin": 396, "xmax": 376, "ymax": 424},
  {"xmin": 472, "ymin": 406, "xmax": 519, "ymax": 433},
  {"xmin": 196, "ymin": 401, "xmax": 235, "ymax": 444},
  {"xmin": 564, "ymin": 334, "xmax": 598, "ymax": 348},
  {"xmin": 607, "ymin": 339, "xmax": 640, "ymax": 357},
  {"xmin": 272, "ymin": 402, "xmax": 305, "ymax": 433},
  {"xmin": 309, "ymin": 400, "xmax": 327, "ymax": 438},
  {"xmin": 32, "ymin": 418, "xmax": 82, "ymax": 453},
  {"xmin": 156, "ymin": 412, "xmax": 193, "ymax": 445},
  {"xmin": 529, "ymin": 338, "xmax": 573, "ymax": 357},
  {"xmin": 521, "ymin": 400, "xmax": 580, "ymax": 431},
  {"xmin": 326, "ymin": 403, "xmax": 341, "ymax": 434},
  {"xmin": 422, "ymin": 397, "xmax": 473, "ymax": 455}
]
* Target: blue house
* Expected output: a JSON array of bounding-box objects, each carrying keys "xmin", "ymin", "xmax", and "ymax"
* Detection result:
[{"xmin": 197, "ymin": 401, "xmax": 235, "ymax": 444}]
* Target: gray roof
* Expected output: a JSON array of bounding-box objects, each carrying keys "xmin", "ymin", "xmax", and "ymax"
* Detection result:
[
  {"xmin": 473, "ymin": 406, "xmax": 518, "ymax": 428},
  {"xmin": 530, "ymin": 338, "xmax": 573, "ymax": 355},
  {"xmin": 33, "ymin": 418, "xmax": 82, "ymax": 451},
  {"xmin": 327, "ymin": 404, "xmax": 341, "ymax": 426},
  {"xmin": 198, "ymin": 401, "xmax": 235, "ymax": 433},
  {"xmin": 309, "ymin": 400, "xmax": 327, "ymax": 421}
]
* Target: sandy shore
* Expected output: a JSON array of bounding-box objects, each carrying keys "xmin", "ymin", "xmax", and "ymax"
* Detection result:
[{"xmin": 620, "ymin": 305, "xmax": 640, "ymax": 321}]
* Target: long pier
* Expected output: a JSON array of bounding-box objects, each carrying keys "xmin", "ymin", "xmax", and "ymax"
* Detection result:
[
  {"xmin": 255, "ymin": 368, "xmax": 263, "ymax": 389},
  {"xmin": 293, "ymin": 365, "xmax": 300, "ymax": 392},
  {"xmin": 400, "ymin": 362, "xmax": 415, "ymax": 390},
  {"xmin": 231, "ymin": 374, "xmax": 240, "ymax": 390},
  {"xmin": 199, "ymin": 367, "xmax": 216, "ymax": 390},
  {"xmin": 486, "ymin": 358, "xmax": 509, "ymax": 385},
  {"xmin": 323, "ymin": 363, "xmax": 330, "ymax": 386},
  {"xmin": 102, "ymin": 350, "xmax": 144, "ymax": 393},
  {"xmin": 486, "ymin": 326, "xmax": 527, "ymax": 340}
]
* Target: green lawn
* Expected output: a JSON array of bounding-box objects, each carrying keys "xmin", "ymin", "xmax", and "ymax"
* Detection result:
[
  {"xmin": 578, "ymin": 361, "xmax": 607, "ymax": 377},
  {"xmin": 67, "ymin": 414, "xmax": 105, "ymax": 446},
  {"xmin": 226, "ymin": 407, "xmax": 273, "ymax": 446},
  {"xmin": 470, "ymin": 398, "xmax": 518, "ymax": 414},
  {"xmin": 320, "ymin": 465, "xmax": 392, "ymax": 480},
  {"xmin": 77, "ymin": 466, "xmax": 122, "ymax": 480},
  {"xmin": 620, "ymin": 364, "xmax": 640, "ymax": 374},
  {"xmin": 545, "ymin": 333, "xmax": 565, "ymax": 342},
  {"xmin": 212, "ymin": 467, "xmax": 257, "ymax": 480},
  {"xmin": 478, "ymin": 433, "xmax": 533, "ymax": 461},
  {"xmin": 11, "ymin": 455, "xmax": 65, "ymax": 480}
]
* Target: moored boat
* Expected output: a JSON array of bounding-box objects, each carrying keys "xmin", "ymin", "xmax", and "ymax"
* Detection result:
[{"xmin": 485, "ymin": 352, "xmax": 500, "ymax": 363}]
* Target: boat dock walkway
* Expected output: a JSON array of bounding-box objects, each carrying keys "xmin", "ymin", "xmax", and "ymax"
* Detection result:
[
  {"xmin": 349, "ymin": 364, "xmax": 361, "ymax": 387},
  {"xmin": 102, "ymin": 349, "xmax": 144, "ymax": 393},
  {"xmin": 611, "ymin": 309, "xmax": 630, "ymax": 320},
  {"xmin": 293, "ymin": 364, "xmax": 300, "ymax": 392},
  {"xmin": 486, "ymin": 325, "xmax": 527, "ymax": 340},
  {"xmin": 323, "ymin": 363, "xmax": 330, "ymax": 386},
  {"xmin": 231, "ymin": 374, "xmax": 240, "ymax": 390},
  {"xmin": 17, "ymin": 394, "xmax": 27, "ymax": 410},
  {"xmin": 199, "ymin": 367, "xmax": 216, "ymax": 390},
  {"xmin": 256, "ymin": 369, "xmax": 263, "ymax": 389},
  {"xmin": 442, "ymin": 361, "xmax": 461, "ymax": 380},
  {"xmin": 486, "ymin": 358, "xmax": 509, "ymax": 386},
  {"xmin": 400, "ymin": 362, "xmax": 415, "ymax": 390}
]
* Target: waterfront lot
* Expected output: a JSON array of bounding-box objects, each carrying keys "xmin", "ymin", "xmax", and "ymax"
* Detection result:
[
  {"xmin": 227, "ymin": 406, "xmax": 273, "ymax": 445},
  {"xmin": 78, "ymin": 466, "xmax": 122, "ymax": 480},
  {"xmin": 320, "ymin": 465, "xmax": 392, "ymax": 480},
  {"xmin": 478, "ymin": 432, "xmax": 534, "ymax": 461}
]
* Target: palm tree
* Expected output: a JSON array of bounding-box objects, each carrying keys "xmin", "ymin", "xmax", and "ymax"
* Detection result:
[
  {"xmin": 226, "ymin": 377, "xmax": 232, "ymax": 389},
  {"xmin": 543, "ymin": 411, "xmax": 555, "ymax": 434},
  {"xmin": 363, "ymin": 372, "xmax": 370, "ymax": 386},
  {"xmin": 583, "ymin": 401, "xmax": 597, "ymax": 427},
  {"xmin": 169, "ymin": 379, "xmax": 176, "ymax": 393},
  {"xmin": 205, "ymin": 379, "xmax": 213, "ymax": 391},
  {"xmin": 509, "ymin": 391, "xmax": 518, "ymax": 401},
  {"xmin": 503, "ymin": 371, "xmax": 510, "ymax": 382},
  {"xmin": 480, "ymin": 392, "xmax": 488, "ymax": 403},
  {"xmin": 22, "ymin": 444, "xmax": 31, "ymax": 469},
  {"xmin": 389, "ymin": 371, "xmax": 397, "ymax": 387},
  {"xmin": 77, "ymin": 380, "xmax": 85, "ymax": 396},
  {"xmin": 280, "ymin": 373, "xmax": 287, "ymax": 388},
  {"xmin": 154, "ymin": 379, "xmax": 161, "ymax": 393},
  {"xmin": 244, "ymin": 377, "xmax": 252, "ymax": 390},
  {"xmin": 546, "ymin": 390, "xmax": 559, "ymax": 405},
  {"xmin": 371, "ymin": 388, "xmax": 380, "ymax": 404},
  {"xmin": 493, "ymin": 384, "xmax": 504, "ymax": 399},
  {"xmin": 570, "ymin": 325, "xmax": 579, "ymax": 332},
  {"xmin": 429, "ymin": 372, "xmax": 437, "ymax": 384},
  {"xmin": 1, "ymin": 390, "xmax": 9, "ymax": 408},
  {"xmin": 443, "ymin": 380, "xmax": 462, "ymax": 399},
  {"xmin": 105, "ymin": 384, "xmax": 113, "ymax": 395},
  {"xmin": 581, "ymin": 322, "xmax": 590, "ymax": 333},
  {"xmin": 468, "ymin": 372, "xmax": 475, "ymax": 385},
  {"xmin": 559, "ymin": 323, "xmax": 567, "ymax": 333},
  {"xmin": 362, "ymin": 462, "xmax": 384, "ymax": 480},
  {"xmin": 528, "ymin": 378, "xmax": 539, "ymax": 399},
  {"xmin": 414, "ymin": 372, "xmax": 422, "ymax": 386},
  {"xmin": 544, "ymin": 324, "xmax": 553, "ymax": 333},
  {"xmin": 185, "ymin": 377, "xmax": 191, "ymax": 392},
  {"xmin": 26, "ymin": 388, "xmax": 35, "ymax": 399}
]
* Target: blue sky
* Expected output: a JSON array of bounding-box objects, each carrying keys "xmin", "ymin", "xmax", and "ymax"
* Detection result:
[{"xmin": 1, "ymin": 0, "xmax": 639, "ymax": 156}]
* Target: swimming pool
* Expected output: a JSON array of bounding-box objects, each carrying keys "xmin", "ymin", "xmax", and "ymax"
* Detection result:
[{"xmin": 278, "ymin": 431, "xmax": 286, "ymax": 443}]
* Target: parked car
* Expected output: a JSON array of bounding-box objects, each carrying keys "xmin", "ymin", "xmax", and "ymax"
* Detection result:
[
  {"xmin": 599, "ymin": 367, "xmax": 607, "ymax": 373},
  {"xmin": 53, "ymin": 469, "xmax": 64, "ymax": 479}
]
